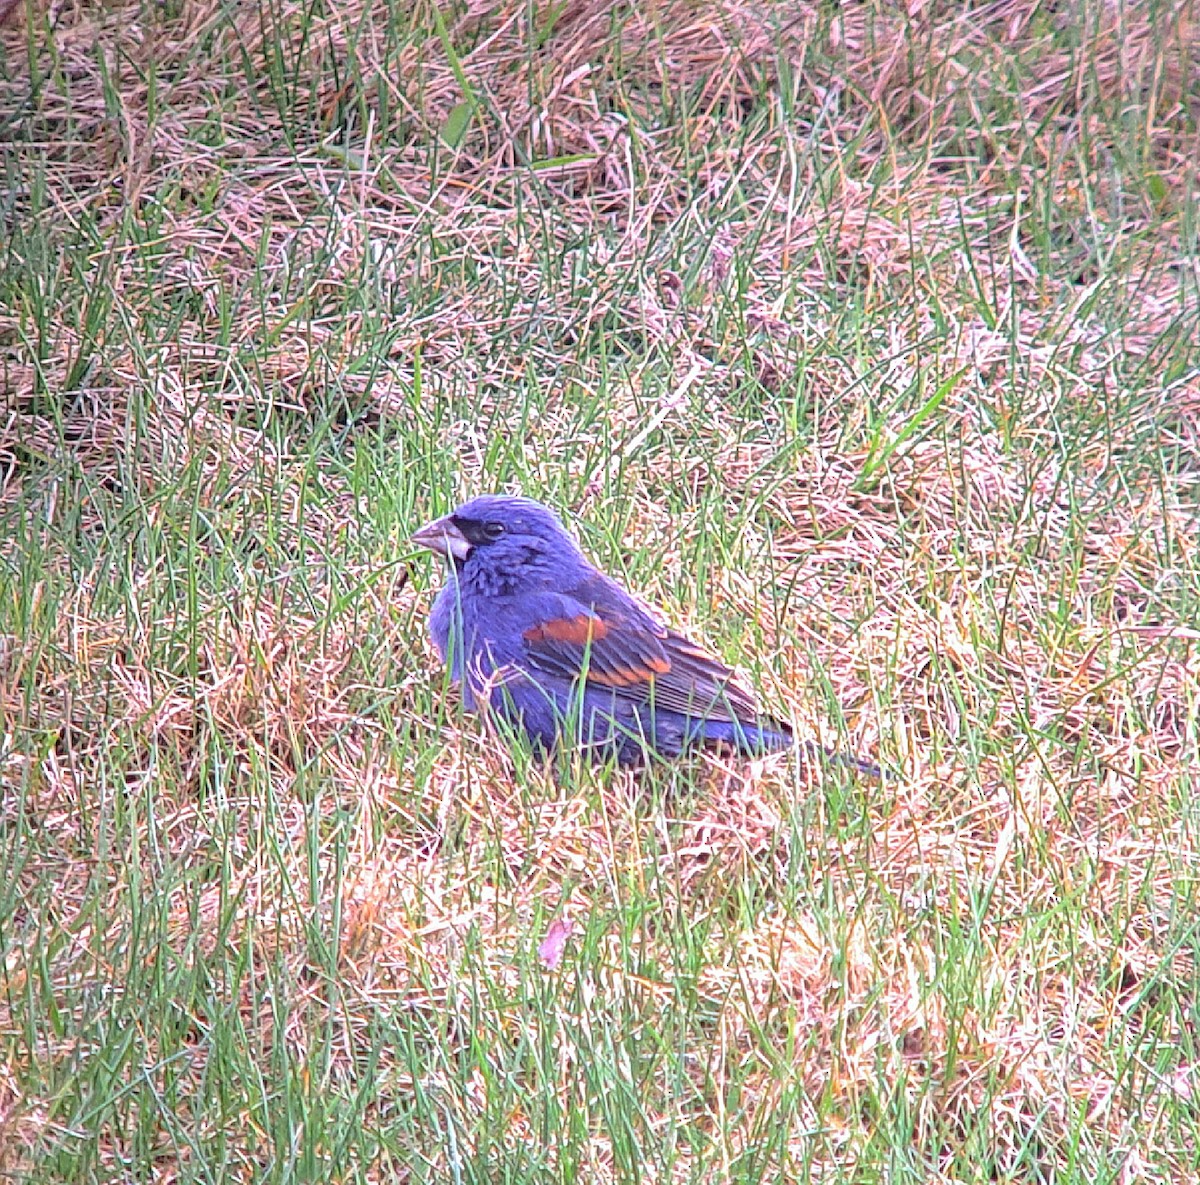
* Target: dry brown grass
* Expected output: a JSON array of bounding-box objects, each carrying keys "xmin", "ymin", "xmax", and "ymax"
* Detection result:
[{"xmin": 2, "ymin": 0, "xmax": 1199, "ymax": 1180}]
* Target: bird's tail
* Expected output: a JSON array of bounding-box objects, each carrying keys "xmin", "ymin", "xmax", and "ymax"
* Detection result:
[
  {"xmin": 749, "ymin": 713, "xmax": 885, "ymax": 779},
  {"xmin": 799, "ymin": 739, "xmax": 884, "ymax": 780},
  {"xmin": 706, "ymin": 716, "xmax": 884, "ymax": 779}
]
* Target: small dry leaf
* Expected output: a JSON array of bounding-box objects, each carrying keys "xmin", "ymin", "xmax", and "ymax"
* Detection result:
[{"xmin": 537, "ymin": 918, "xmax": 574, "ymax": 970}]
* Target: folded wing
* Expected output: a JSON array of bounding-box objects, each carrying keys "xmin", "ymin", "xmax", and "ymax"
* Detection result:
[{"xmin": 518, "ymin": 578, "xmax": 774, "ymax": 727}]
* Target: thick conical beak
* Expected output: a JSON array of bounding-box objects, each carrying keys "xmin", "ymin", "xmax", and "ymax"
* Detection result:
[{"xmin": 411, "ymin": 514, "xmax": 472, "ymax": 562}]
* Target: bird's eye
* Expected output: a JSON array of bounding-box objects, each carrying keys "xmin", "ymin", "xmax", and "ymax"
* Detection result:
[{"xmin": 482, "ymin": 521, "xmax": 506, "ymax": 540}]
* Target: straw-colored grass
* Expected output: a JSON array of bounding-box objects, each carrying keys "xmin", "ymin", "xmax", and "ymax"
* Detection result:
[{"xmin": 2, "ymin": 0, "xmax": 1198, "ymax": 1180}]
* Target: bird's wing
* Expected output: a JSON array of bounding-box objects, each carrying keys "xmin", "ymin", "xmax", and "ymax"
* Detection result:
[{"xmin": 517, "ymin": 578, "xmax": 768, "ymax": 725}]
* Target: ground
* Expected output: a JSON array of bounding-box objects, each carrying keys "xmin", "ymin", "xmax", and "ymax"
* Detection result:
[{"xmin": 1, "ymin": 1, "xmax": 1198, "ymax": 1181}]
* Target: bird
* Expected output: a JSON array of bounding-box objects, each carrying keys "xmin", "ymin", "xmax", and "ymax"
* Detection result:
[{"xmin": 412, "ymin": 494, "xmax": 879, "ymax": 774}]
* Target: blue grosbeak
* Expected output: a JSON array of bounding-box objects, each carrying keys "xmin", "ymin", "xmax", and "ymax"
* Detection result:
[{"xmin": 413, "ymin": 494, "xmax": 878, "ymax": 773}]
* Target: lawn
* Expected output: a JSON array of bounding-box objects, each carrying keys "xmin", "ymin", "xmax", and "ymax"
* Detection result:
[{"xmin": 1, "ymin": 0, "xmax": 1198, "ymax": 1181}]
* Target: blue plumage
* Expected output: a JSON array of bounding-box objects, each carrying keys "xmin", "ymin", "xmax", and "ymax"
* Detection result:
[{"xmin": 414, "ymin": 495, "xmax": 803, "ymax": 765}]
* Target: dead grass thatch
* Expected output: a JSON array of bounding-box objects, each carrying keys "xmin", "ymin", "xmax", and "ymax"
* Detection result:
[{"xmin": 1, "ymin": 0, "xmax": 1198, "ymax": 1179}]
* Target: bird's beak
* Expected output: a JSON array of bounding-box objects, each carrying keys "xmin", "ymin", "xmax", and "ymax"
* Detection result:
[{"xmin": 411, "ymin": 514, "xmax": 472, "ymax": 562}]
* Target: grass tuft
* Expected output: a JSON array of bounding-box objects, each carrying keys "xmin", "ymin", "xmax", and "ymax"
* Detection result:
[{"xmin": 2, "ymin": 0, "xmax": 1198, "ymax": 1180}]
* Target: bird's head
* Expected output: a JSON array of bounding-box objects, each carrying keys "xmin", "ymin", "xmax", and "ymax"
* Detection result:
[{"xmin": 412, "ymin": 495, "xmax": 586, "ymax": 591}]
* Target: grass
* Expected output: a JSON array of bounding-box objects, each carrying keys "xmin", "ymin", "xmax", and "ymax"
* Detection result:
[{"xmin": 1, "ymin": 0, "xmax": 1199, "ymax": 1180}]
